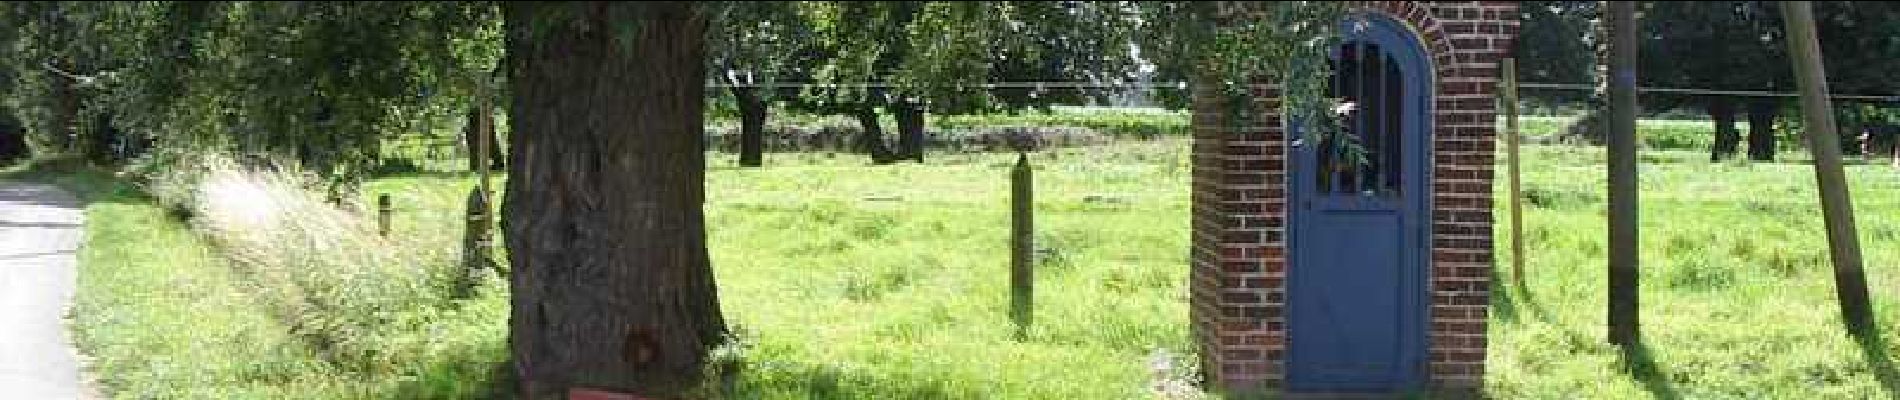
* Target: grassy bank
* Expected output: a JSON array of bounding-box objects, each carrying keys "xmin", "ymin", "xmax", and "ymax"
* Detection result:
[{"xmin": 4, "ymin": 161, "xmax": 506, "ymax": 399}]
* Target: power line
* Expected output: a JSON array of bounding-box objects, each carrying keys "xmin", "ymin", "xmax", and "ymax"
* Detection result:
[
  {"xmin": 1519, "ymin": 82, "xmax": 1900, "ymax": 102},
  {"xmin": 707, "ymin": 82, "xmax": 1199, "ymax": 89},
  {"xmin": 709, "ymin": 81, "xmax": 1900, "ymax": 102}
]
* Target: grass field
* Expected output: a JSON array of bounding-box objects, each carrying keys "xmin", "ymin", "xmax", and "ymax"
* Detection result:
[{"xmin": 26, "ymin": 117, "xmax": 1900, "ymax": 398}]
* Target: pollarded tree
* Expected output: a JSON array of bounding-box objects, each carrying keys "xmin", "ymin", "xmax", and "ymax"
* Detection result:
[
  {"xmin": 793, "ymin": 1, "xmax": 1142, "ymax": 164},
  {"xmin": 709, "ymin": 1, "xmax": 813, "ymax": 168},
  {"xmin": 1639, "ymin": 1, "xmax": 1789, "ymax": 162}
]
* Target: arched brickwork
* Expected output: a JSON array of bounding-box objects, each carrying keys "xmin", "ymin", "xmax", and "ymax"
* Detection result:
[{"xmin": 1188, "ymin": 1, "xmax": 1518, "ymax": 394}]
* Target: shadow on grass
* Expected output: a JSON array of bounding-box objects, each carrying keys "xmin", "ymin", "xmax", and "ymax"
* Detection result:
[
  {"xmin": 368, "ymin": 169, "xmax": 479, "ymax": 180},
  {"xmin": 1511, "ymin": 276, "xmax": 1685, "ymax": 400},
  {"xmin": 1620, "ymin": 342, "xmax": 1681, "ymax": 400},
  {"xmin": 1854, "ymin": 331, "xmax": 1900, "ymax": 397},
  {"xmin": 705, "ymin": 359, "xmax": 961, "ymax": 400},
  {"xmin": 0, "ymin": 156, "xmax": 148, "ymax": 206}
]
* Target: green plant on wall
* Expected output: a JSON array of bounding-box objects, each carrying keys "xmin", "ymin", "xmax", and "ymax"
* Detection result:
[{"xmin": 1136, "ymin": 1, "xmax": 1350, "ymax": 155}]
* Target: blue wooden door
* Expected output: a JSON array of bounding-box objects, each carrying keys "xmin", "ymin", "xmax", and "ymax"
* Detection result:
[{"xmin": 1287, "ymin": 14, "xmax": 1431, "ymax": 393}]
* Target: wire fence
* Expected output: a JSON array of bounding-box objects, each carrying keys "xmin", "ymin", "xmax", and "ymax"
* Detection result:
[{"xmin": 708, "ymin": 81, "xmax": 1900, "ymax": 103}]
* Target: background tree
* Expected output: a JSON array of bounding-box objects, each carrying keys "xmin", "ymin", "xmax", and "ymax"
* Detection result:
[
  {"xmin": 1514, "ymin": 1, "xmax": 1597, "ymax": 111},
  {"xmin": 1640, "ymin": 1, "xmax": 1790, "ymax": 162},
  {"xmin": 709, "ymin": 1, "xmax": 811, "ymax": 167},
  {"xmin": 1812, "ymin": 2, "xmax": 1900, "ymax": 155}
]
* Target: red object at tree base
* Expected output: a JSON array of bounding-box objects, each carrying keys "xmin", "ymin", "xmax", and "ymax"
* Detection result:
[{"xmin": 569, "ymin": 388, "xmax": 654, "ymax": 400}]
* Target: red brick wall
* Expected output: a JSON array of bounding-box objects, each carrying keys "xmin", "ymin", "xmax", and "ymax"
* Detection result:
[{"xmin": 1188, "ymin": 1, "xmax": 1518, "ymax": 394}]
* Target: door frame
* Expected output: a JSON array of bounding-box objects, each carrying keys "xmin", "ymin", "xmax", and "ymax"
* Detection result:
[{"xmin": 1284, "ymin": 11, "xmax": 1435, "ymax": 393}]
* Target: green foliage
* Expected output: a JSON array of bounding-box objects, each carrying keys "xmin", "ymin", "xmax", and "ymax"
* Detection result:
[
  {"xmin": 1515, "ymin": 1, "xmax": 1595, "ymax": 106},
  {"xmin": 0, "ymin": 1, "xmax": 502, "ymax": 188},
  {"xmin": 1136, "ymin": 2, "xmax": 1347, "ymax": 150},
  {"xmin": 931, "ymin": 109, "xmax": 1189, "ymax": 139}
]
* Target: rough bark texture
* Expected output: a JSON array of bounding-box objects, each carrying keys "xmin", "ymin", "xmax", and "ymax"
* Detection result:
[
  {"xmin": 501, "ymin": 3, "xmax": 727, "ymax": 398},
  {"xmin": 892, "ymin": 100, "xmax": 926, "ymax": 163},
  {"xmin": 732, "ymin": 85, "xmax": 766, "ymax": 167},
  {"xmin": 853, "ymin": 105, "xmax": 898, "ymax": 164},
  {"xmin": 1708, "ymin": 98, "xmax": 1740, "ymax": 162},
  {"xmin": 1747, "ymin": 100, "xmax": 1779, "ymax": 161}
]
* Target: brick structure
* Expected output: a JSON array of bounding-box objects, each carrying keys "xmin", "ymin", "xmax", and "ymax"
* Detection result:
[{"xmin": 1188, "ymin": 1, "xmax": 1517, "ymax": 395}]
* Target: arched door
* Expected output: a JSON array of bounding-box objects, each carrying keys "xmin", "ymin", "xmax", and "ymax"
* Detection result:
[{"xmin": 1287, "ymin": 13, "xmax": 1432, "ymax": 393}]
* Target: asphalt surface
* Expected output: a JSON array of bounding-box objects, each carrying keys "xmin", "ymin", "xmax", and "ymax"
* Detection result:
[{"xmin": 0, "ymin": 181, "xmax": 95, "ymax": 399}]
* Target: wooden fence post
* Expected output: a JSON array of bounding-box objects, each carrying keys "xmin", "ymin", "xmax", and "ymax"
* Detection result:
[
  {"xmin": 377, "ymin": 193, "xmax": 392, "ymax": 237},
  {"xmin": 1606, "ymin": 0, "xmax": 1641, "ymax": 347},
  {"xmin": 1503, "ymin": 57, "xmax": 1526, "ymax": 289},
  {"xmin": 1011, "ymin": 152, "xmax": 1034, "ymax": 338},
  {"xmin": 1781, "ymin": 0, "xmax": 1875, "ymax": 334}
]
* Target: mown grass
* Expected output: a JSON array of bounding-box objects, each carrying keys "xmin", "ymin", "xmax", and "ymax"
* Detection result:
[{"xmin": 43, "ymin": 112, "xmax": 1900, "ymax": 398}]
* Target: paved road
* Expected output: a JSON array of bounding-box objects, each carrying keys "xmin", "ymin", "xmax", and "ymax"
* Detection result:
[{"xmin": 0, "ymin": 181, "xmax": 95, "ymax": 399}]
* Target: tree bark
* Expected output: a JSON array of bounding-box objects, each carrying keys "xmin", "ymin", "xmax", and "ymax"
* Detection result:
[
  {"xmin": 1747, "ymin": 100, "xmax": 1780, "ymax": 161},
  {"xmin": 732, "ymin": 85, "xmax": 766, "ymax": 167},
  {"xmin": 853, "ymin": 104, "xmax": 898, "ymax": 164},
  {"xmin": 501, "ymin": 3, "xmax": 726, "ymax": 398},
  {"xmin": 892, "ymin": 100, "xmax": 926, "ymax": 163},
  {"xmin": 1708, "ymin": 98, "xmax": 1740, "ymax": 162}
]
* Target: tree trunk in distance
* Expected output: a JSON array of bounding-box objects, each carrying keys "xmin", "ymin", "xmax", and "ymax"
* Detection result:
[
  {"xmin": 892, "ymin": 100, "xmax": 926, "ymax": 163},
  {"xmin": 853, "ymin": 105, "xmax": 898, "ymax": 164},
  {"xmin": 733, "ymin": 85, "xmax": 766, "ymax": 167},
  {"xmin": 1708, "ymin": 98, "xmax": 1740, "ymax": 162},
  {"xmin": 1747, "ymin": 100, "xmax": 1779, "ymax": 161}
]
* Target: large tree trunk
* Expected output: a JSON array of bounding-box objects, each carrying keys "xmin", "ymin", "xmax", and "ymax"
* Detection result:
[
  {"xmin": 891, "ymin": 100, "xmax": 926, "ymax": 163},
  {"xmin": 1708, "ymin": 98, "xmax": 1740, "ymax": 162},
  {"xmin": 853, "ymin": 104, "xmax": 898, "ymax": 164},
  {"xmin": 501, "ymin": 3, "xmax": 726, "ymax": 398},
  {"xmin": 1747, "ymin": 100, "xmax": 1779, "ymax": 161},
  {"xmin": 732, "ymin": 85, "xmax": 766, "ymax": 167}
]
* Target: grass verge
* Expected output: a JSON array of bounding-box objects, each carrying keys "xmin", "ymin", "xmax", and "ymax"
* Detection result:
[{"xmin": 3, "ymin": 159, "xmax": 507, "ymax": 399}]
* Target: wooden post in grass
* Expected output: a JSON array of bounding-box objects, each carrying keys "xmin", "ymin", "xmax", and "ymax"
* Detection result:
[
  {"xmin": 476, "ymin": 75, "xmax": 494, "ymax": 212},
  {"xmin": 458, "ymin": 75, "xmax": 499, "ymax": 289},
  {"xmin": 1011, "ymin": 152, "xmax": 1034, "ymax": 338},
  {"xmin": 1606, "ymin": 0, "xmax": 1641, "ymax": 347},
  {"xmin": 1781, "ymin": 0, "xmax": 1875, "ymax": 334},
  {"xmin": 377, "ymin": 194, "xmax": 393, "ymax": 237},
  {"xmin": 1503, "ymin": 57, "xmax": 1526, "ymax": 288}
]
